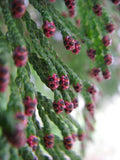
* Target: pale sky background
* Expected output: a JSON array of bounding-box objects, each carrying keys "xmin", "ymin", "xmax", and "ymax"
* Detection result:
[{"xmin": 84, "ymin": 94, "xmax": 120, "ymax": 160}]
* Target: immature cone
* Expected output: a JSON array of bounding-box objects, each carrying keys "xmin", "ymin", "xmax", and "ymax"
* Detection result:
[
  {"xmin": 15, "ymin": 112, "xmax": 28, "ymax": 127},
  {"xmin": 72, "ymin": 40, "xmax": 81, "ymax": 55},
  {"xmin": 0, "ymin": 65, "xmax": 10, "ymax": 92},
  {"xmin": 102, "ymin": 69, "xmax": 111, "ymax": 80},
  {"xmin": 11, "ymin": 0, "xmax": 26, "ymax": 18},
  {"xmin": 106, "ymin": 23, "xmax": 115, "ymax": 34},
  {"xmin": 85, "ymin": 103, "xmax": 95, "ymax": 113},
  {"xmin": 64, "ymin": 36, "xmax": 75, "ymax": 50},
  {"xmin": 78, "ymin": 133, "xmax": 86, "ymax": 141},
  {"xmin": 90, "ymin": 68, "xmax": 100, "ymax": 78},
  {"xmin": 64, "ymin": 0, "xmax": 76, "ymax": 10},
  {"xmin": 63, "ymin": 136, "xmax": 74, "ymax": 150},
  {"xmin": 69, "ymin": 10, "xmax": 76, "ymax": 18},
  {"xmin": 111, "ymin": 0, "xmax": 120, "ymax": 5},
  {"xmin": 13, "ymin": 46, "xmax": 28, "ymax": 67},
  {"xmin": 72, "ymin": 98, "xmax": 78, "ymax": 108},
  {"xmin": 44, "ymin": 134, "xmax": 54, "ymax": 148},
  {"xmin": 27, "ymin": 135, "xmax": 38, "ymax": 151},
  {"xmin": 47, "ymin": 73, "xmax": 60, "ymax": 90},
  {"xmin": 92, "ymin": 4, "xmax": 102, "ymax": 16},
  {"xmin": 42, "ymin": 21, "xmax": 56, "ymax": 38},
  {"xmin": 60, "ymin": 75, "xmax": 70, "ymax": 90},
  {"xmin": 87, "ymin": 48, "xmax": 96, "ymax": 60},
  {"xmin": 61, "ymin": 11, "xmax": 68, "ymax": 18},
  {"xmin": 73, "ymin": 83, "xmax": 83, "ymax": 92},
  {"xmin": 104, "ymin": 54, "xmax": 113, "ymax": 65},
  {"xmin": 53, "ymin": 99, "xmax": 65, "ymax": 114},
  {"xmin": 64, "ymin": 101, "xmax": 74, "ymax": 113},
  {"xmin": 76, "ymin": 19, "xmax": 81, "ymax": 27},
  {"xmin": 102, "ymin": 35, "xmax": 112, "ymax": 47},
  {"xmin": 23, "ymin": 96, "xmax": 38, "ymax": 117},
  {"xmin": 6, "ymin": 123, "xmax": 26, "ymax": 148},
  {"xmin": 72, "ymin": 133, "xmax": 77, "ymax": 141},
  {"xmin": 87, "ymin": 85, "xmax": 97, "ymax": 95},
  {"xmin": 49, "ymin": 0, "xmax": 56, "ymax": 2}
]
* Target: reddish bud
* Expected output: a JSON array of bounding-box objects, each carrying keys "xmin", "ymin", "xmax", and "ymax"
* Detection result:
[
  {"xmin": 13, "ymin": 46, "xmax": 28, "ymax": 67},
  {"xmin": 63, "ymin": 136, "xmax": 74, "ymax": 150},
  {"xmin": 69, "ymin": 10, "xmax": 76, "ymax": 18},
  {"xmin": 72, "ymin": 98, "xmax": 78, "ymax": 108},
  {"xmin": 90, "ymin": 68, "xmax": 100, "ymax": 78},
  {"xmin": 106, "ymin": 23, "xmax": 115, "ymax": 34},
  {"xmin": 72, "ymin": 40, "xmax": 81, "ymax": 55},
  {"xmin": 0, "ymin": 65, "xmax": 10, "ymax": 92},
  {"xmin": 15, "ymin": 112, "xmax": 28, "ymax": 127},
  {"xmin": 12, "ymin": 0, "xmax": 26, "ymax": 18},
  {"xmin": 78, "ymin": 133, "xmax": 86, "ymax": 141},
  {"xmin": 73, "ymin": 83, "xmax": 83, "ymax": 92},
  {"xmin": 85, "ymin": 103, "xmax": 95, "ymax": 113},
  {"xmin": 27, "ymin": 135, "xmax": 38, "ymax": 151},
  {"xmin": 60, "ymin": 75, "xmax": 70, "ymax": 90},
  {"xmin": 87, "ymin": 85, "xmax": 97, "ymax": 95},
  {"xmin": 87, "ymin": 48, "xmax": 96, "ymax": 60},
  {"xmin": 44, "ymin": 134, "xmax": 54, "ymax": 148},
  {"xmin": 102, "ymin": 35, "xmax": 112, "ymax": 47},
  {"xmin": 104, "ymin": 54, "xmax": 113, "ymax": 65},
  {"xmin": 64, "ymin": 36, "xmax": 75, "ymax": 50},
  {"xmin": 64, "ymin": 0, "xmax": 76, "ymax": 10},
  {"xmin": 49, "ymin": 0, "xmax": 56, "ymax": 2},
  {"xmin": 111, "ymin": 0, "xmax": 120, "ymax": 5},
  {"xmin": 53, "ymin": 99, "xmax": 65, "ymax": 114},
  {"xmin": 93, "ymin": 4, "xmax": 102, "ymax": 16},
  {"xmin": 72, "ymin": 133, "xmax": 77, "ymax": 141},
  {"xmin": 23, "ymin": 96, "xmax": 37, "ymax": 117},
  {"xmin": 47, "ymin": 73, "xmax": 60, "ymax": 90},
  {"xmin": 42, "ymin": 21, "xmax": 56, "ymax": 38},
  {"xmin": 102, "ymin": 69, "xmax": 111, "ymax": 80},
  {"xmin": 6, "ymin": 123, "xmax": 26, "ymax": 148},
  {"xmin": 64, "ymin": 101, "xmax": 74, "ymax": 113}
]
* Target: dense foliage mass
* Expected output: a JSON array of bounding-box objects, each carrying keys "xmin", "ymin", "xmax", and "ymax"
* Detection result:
[{"xmin": 0, "ymin": 0, "xmax": 120, "ymax": 159}]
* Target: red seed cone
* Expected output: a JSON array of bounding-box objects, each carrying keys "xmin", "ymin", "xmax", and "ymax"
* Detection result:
[
  {"xmin": 87, "ymin": 48, "xmax": 96, "ymax": 60},
  {"xmin": 60, "ymin": 75, "xmax": 70, "ymax": 90},
  {"xmin": 102, "ymin": 35, "xmax": 112, "ymax": 47},
  {"xmin": 93, "ymin": 4, "xmax": 102, "ymax": 16},
  {"xmin": 111, "ymin": 0, "xmax": 120, "ymax": 5},
  {"xmin": 85, "ymin": 103, "xmax": 95, "ymax": 114},
  {"xmin": 13, "ymin": 46, "xmax": 28, "ymax": 67},
  {"xmin": 105, "ymin": 23, "xmax": 115, "ymax": 34},
  {"xmin": 27, "ymin": 135, "xmax": 38, "ymax": 151},
  {"xmin": 72, "ymin": 40, "xmax": 81, "ymax": 55},
  {"xmin": 104, "ymin": 54, "xmax": 113, "ymax": 65},
  {"xmin": 72, "ymin": 98, "xmax": 78, "ymax": 108},
  {"xmin": 87, "ymin": 85, "xmax": 97, "ymax": 95},
  {"xmin": 42, "ymin": 21, "xmax": 56, "ymax": 38},
  {"xmin": 90, "ymin": 68, "xmax": 100, "ymax": 78},
  {"xmin": 12, "ymin": 0, "xmax": 26, "ymax": 18},
  {"xmin": 15, "ymin": 112, "xmax": 28, "ymax": 127},
  {"xmin": 64, "ymin": 101, "xmax": 74, "ymax": 113},
  {"xmin": 0, "ymin": 65, "xmax": 10, "ymax": 92},
  {"xmin": 47, "ymin": 73, "xmax": 60, "ymax": 90},
  {"xmin": 64, "ymin": 35, "xmax": 75, "ymax": 50},
  {"xmin": 23, "ymin": 96, "xmax": 37, "ymax": 117},
  {"xmin": 73, "ymin": 83, "xmax": 83, "ymax": 92},
  {"xmin": 44, "ymin": 134, "xmax": 54, "ymax": 148},
  {"xmin": 53, "ymin": 99, "xmax": 65, "ymax": 114},
  {"xmin": 102, "ymin": 69, "xmax": 111, "ymax": 80},
  {"xmin": 63, "ymin": 136, "xmax": 74, "ymax": 150}
]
